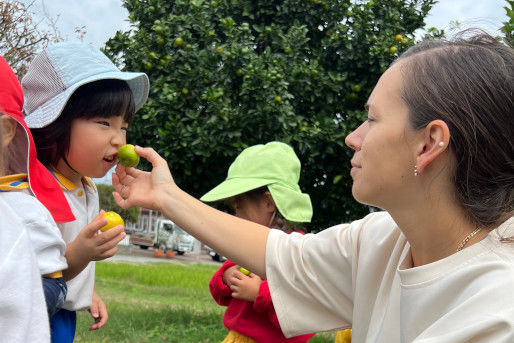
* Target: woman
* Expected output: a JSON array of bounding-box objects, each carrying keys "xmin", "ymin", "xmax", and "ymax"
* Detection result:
[{"xmin": 112, "ymin": 31, "xmax": 513, "ymax": 342}]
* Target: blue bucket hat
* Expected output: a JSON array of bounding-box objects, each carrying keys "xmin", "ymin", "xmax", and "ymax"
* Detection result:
[{"xmin": 21, "ymin": 42, "xmax": 149, "ymax": 128}]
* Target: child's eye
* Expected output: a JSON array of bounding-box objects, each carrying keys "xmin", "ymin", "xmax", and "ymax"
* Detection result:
[
  {"xmin": 97, "ymin": 121, "xmax": 110, "ymax": 127},
  {"xmin": 121, "ymin": 127, "xmax": 128, "ymax": 132}
]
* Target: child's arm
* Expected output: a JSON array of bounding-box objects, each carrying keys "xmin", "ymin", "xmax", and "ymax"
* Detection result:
[
  {"xmin": 88, "ymin": 287, "xmax": 108, "ymax": 330},
  {"xmin": 112, "ymin": 147, "xmax": 269, "ymax": 278},
  {"xmin": 209, "ymin": 261, "xmax": 237, "ymax": 306},
  {"xmin": 63, "ymin": 211, "xmax": 126, "ymax": 281}
]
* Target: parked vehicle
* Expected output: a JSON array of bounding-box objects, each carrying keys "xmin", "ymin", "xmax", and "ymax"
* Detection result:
[
  {"xmin": 129, "ymin": 210, "xmax": 195, "ymax": 254},
  {"xmin": 206, "ymin": 246, "xmax": 227, "ymax": 262}
]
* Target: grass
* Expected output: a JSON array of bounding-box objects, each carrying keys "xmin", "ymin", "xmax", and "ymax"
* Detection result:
[{"xmin": 74, "ymin": 261, "xmax": 336, "ymax": 342}]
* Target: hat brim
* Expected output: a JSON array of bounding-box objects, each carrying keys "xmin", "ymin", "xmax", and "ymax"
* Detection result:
[
  {"xmin": 268, "ymin": 184, "xmax": 312, "ymax": 223},
  {"xmin": 200, "ymin": 177, "xmax": 274, "ymax": 203},
  {"xmin": 25, "ymin": 71, "xmax": 149, "ymax": 128}
]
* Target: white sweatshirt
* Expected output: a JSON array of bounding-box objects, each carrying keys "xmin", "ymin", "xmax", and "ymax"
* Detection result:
[
  {"xmin": 266, "ymin": 211, "xmax": 514, "ymax": 342},
  {"xmin": 0, "ymin": 194, "xmax": 50, "ymax": 342}
]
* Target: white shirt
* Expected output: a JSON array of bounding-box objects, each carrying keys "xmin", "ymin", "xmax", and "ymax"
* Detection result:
[
  {"xmin": 266, "ymin": 212, "xmax": 514, "ymax": 342},
  {"xmin": 51, "ymin": 171, "xmax": 99, "ymax": 311},
  {"xmin": 0, "ymin": 194, "xmax": 50, "ymax": 342},
  {"xmin": 1, "ymin": 190, "xmax": 67, "ymax": 275}
]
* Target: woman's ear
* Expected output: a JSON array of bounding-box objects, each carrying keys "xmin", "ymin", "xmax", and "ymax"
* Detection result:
[
  {"xmin": 415, "ymin": 119, "xmax": 450, "ymax": 174},
  {"xmin": 0, "ymin": 116, "xmax": 18, "ymax": 148}
]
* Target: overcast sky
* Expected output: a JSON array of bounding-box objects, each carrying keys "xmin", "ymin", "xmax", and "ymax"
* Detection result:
[
  {"xmin": 22, "ymin": 0, "xmax": 509, "ymax": 184},
  {"xmin": 25, "ymin": 0, "xmax": 509, "ymax": 48}
]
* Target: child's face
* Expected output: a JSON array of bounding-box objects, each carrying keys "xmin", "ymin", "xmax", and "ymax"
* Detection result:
[
  {"xmin": 64, "ymin": 115, "xmax": 128, "ymax": 178},
  {"xmin": 228, "ymin": 194, "xmax": 274, "ymax": 227}
]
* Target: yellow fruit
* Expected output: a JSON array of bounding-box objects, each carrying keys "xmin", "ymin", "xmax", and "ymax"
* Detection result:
[
  {"xmin": 352, "ymin": 84, "xmax": 361, "ymax": 93},
  {"xmin": 274, "ymin": 96, "xmax": 282, "ymax": 102},
  {"xmin": 182, "ymin": 88, "xmax": 189, "ymax": 95},
  {"xmin": 239, "ymin": 267, "xmax": 251, "ymax": 276},
  {"xmin": 335, "ymin": 329, "xmax": 352, "ymax": 343},
  {"xmin": 118, "ymin": 144, "xmax": 140, "ymax": 168},
  {"xmin": 389, "ymin": 46, "xmax": 398, "ymax": 54},
  {"xmin": 395, "ymin": 34, "xmax": 403, "ymax": 41},
  {"xmin": 100, "ymin": 211, "xmax": 124, "ymax": 232}
]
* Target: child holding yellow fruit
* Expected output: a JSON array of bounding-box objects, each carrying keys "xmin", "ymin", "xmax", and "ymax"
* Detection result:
[
  {"xmin": 202, "ymin": 142, "xmax": 315, "ymax": 343},
  {"xmin": 22, "ymin": 42, "xmax": 148, "ymax": 342}
]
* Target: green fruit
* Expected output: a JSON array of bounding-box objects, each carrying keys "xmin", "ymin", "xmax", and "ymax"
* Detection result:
[
  {"xmin": 274, "ymin": 96, "xmax": 282, "ymax": 102},
  {"xmin": 401, "ymin": 38, "xmax": 409, "ymax": 46},
  {"xmin": 182, "ymin": 88, "xmax": 189, "ymax": 95},
  {"xmin": 352, "ymin": 85, "xmax": 361, "ymax": 93},
  {"xmin": 389, "ymin": 46, "xmax": 398, "ymax": 54},
  {"xmin": 156, "ymin": 37, "xmax": 165, "ymax": 45},
  {"xmin": 174, "ymin": 37, "xmax": 184, "ymax": 47},
  {"xmin": 118, "ymin": 144, "xmax": 140, "ymax": 168}
]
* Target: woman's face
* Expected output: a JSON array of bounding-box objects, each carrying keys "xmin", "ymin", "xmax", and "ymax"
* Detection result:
[{"xmin": 345, "ymin": 62, "xmax": 419, "ymax": 209}]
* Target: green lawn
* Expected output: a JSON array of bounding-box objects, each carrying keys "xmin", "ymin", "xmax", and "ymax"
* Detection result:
[{"xmin": 75, "ymin": 261, "xmax": 336, "ymax": 342}]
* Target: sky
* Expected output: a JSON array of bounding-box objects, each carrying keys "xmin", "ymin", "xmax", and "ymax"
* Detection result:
[
  {"xmin": 25, "ymin": 0, "xmax": 509, "ymax": 48},
  {"xmin": 21, "ymin": 0, "xmax": 509, "ymax": 184}
]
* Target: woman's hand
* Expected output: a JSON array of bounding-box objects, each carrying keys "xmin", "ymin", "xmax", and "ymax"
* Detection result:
[
  {"xmin": 113, "ymin": 146, "xmax": 175, "ymax": 211},
  {"xmin": 228, "ymin": 272, "xmax": 262, "ymax": 302}
]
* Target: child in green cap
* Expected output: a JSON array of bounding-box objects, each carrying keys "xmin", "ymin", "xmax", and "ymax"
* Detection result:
[{"xmin": 201, "ymin": 142, "xmax": 315, "ymax": 343}]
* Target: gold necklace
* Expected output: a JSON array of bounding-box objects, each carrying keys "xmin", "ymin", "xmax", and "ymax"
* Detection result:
[{"xmin": 456, "ymin": 227, "xmax": 482, "ymax": 252}]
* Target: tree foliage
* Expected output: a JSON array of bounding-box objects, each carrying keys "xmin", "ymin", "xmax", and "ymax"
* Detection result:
[
  {"xmin": 0, "ymin": 0, "xmax": 62, "ymax": 78},
  {"xmin": 97, "ymin": 184, "xmax": 140, "ymax": 224},
  {"xmin": 502, "ymin": 0, "xmax": 514, "ymax": 46},
  {"xmin": 105, "ymin": 0, "xmax": 436, "ymax": 230}
]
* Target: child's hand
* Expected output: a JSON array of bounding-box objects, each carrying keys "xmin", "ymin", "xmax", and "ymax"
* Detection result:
[
  {"xmin": 73, "ymin": 210, "xmax": 126, "ymax": 262},
  {"xmin": 88, "ymin": 289, "xmax": 108, "ymax": 330},
  {"xmin": 228, "ymin": 272, "xmax": 262, "ymax": 302},
  {"xmin": 222, "ymin": 265, "xmax": 241, "ymax": 287}
]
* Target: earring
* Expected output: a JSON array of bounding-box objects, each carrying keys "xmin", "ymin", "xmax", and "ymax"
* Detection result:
[
  {"xmin": 414, "ymin": 165, "xmax": 418, "ymax": 176},
  {"xmin": 438, "ymin": 141, "xmax": 445, "ymax": 147}
]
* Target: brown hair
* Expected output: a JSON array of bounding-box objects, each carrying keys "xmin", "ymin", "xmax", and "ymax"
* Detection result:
[{"xmin": 397, "ymin": 30, "xmax": 513, "ymax": 229}]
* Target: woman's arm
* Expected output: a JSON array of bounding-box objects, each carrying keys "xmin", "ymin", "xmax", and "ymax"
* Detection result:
[{"xmin": 112, "ymin": 146, "xmax": 269, "ymax": 277}]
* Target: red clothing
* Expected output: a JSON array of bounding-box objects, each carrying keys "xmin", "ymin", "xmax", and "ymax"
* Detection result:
[
  {"xmin": 0, "ymin": 56, "xmax": 74, "ymax": 222},
  {"xmin": 209, "ymin": 231, "xmax": 314, "ymax": 343}
]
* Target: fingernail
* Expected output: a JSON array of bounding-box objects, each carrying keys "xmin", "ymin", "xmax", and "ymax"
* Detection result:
[{"xmin": 92, "ymin": 313, "xmax": 98, "ymax": 318}]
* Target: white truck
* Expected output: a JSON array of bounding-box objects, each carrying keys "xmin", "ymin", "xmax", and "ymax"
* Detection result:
[{"xmin": 129, "ymin": 210, "xmax": 195, "ymax": 254}]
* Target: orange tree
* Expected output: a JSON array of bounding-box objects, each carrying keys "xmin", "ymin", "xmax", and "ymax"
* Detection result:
[{"xmin": 104, "ymin": 0, "xmax": 436, "ymax": 230}]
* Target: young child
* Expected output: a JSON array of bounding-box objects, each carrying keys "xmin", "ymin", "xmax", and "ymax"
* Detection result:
[
  {"xmin": 0, "ymin": 56, "xmax": 50, "ymax": 342},
  {"xmin": 201, "ymin": 142, "xmax": 315, "ymax": 343},
  {"xmin": 22, "ymin": 42, "xmax": 149, "ymax": 342}
]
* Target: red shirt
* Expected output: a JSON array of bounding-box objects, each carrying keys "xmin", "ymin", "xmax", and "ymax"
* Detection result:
[{"xmin": 209, "ymin": 231, "xmax": 315, "ymax": 343}]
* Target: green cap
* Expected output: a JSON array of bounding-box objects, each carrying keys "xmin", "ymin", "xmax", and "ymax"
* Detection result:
[{"xmin": 200, "ymin": 142, "xmax": 312, "ymax": 223}]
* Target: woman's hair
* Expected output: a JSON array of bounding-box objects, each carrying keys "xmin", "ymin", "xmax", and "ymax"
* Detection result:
[
  {"xmin": 31, "ymin": 79, "xmax": 135, "ymax": 166},
  {"xmin": 228, "ymin": 186, "xmax": 298, "ymax": 233},
  {"xmin": 397, "ymin": 30, "xmax": 513, "ymax": 229}
]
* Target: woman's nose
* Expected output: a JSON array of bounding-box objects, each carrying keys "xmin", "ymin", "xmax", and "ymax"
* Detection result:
[{"xmin": 345, "ymin": 123, "xmax": 364, "ymax": 151}]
